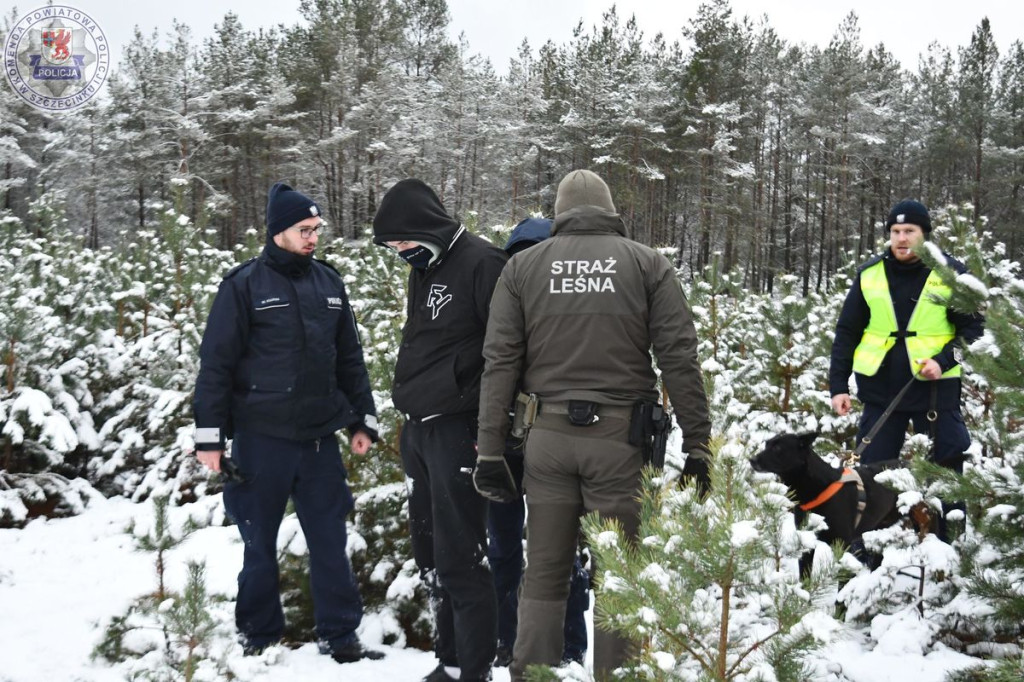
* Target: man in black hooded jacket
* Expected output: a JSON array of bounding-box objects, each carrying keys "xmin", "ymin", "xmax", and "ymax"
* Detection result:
[{"xmin": 372, "ymin": 178, "xmax": 506, "ymax": 682}]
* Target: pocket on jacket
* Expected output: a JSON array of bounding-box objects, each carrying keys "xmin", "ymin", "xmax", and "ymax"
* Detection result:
[
  {"xmin": 251, "ymin": 298, "xmax": 295, "ymax": 349},
  {"xmin": 245, "ymin": 372, "xmax": 295, "ymax": 407},
  {"xmin": 391, "ymin": 355, "xmax": 460, "ymax": 415},
  {"xmin": 452, "ymin": 352, "xmax": 474, "ymax": 390}
]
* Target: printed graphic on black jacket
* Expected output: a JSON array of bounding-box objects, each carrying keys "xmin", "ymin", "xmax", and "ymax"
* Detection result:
[{"xmin": 428, "ymin": 284, "xmax": 452, "ymax": 320}]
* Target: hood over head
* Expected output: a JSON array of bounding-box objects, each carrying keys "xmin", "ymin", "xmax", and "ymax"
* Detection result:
[{"xmin": 372, "ymin": 179, "xmax": 460, "ymax": 253}]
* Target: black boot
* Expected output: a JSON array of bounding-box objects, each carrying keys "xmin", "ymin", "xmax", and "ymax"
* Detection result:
[
  {"xmin": 494, "ymin": 643, "xmax": 513, "ymax": 667},
  {"xmin": 326, "ymin": 639, "xmax": 385, "ymax": 664},
  {"xmin": 422, "ymin": 664, "xmax": 493, "ymax": 681},
  {"xmin": 422, "ymin": 664, "xmax": 457, "ymax": 681},
  {"xmin": 240, "ymin": 637, "xmax": 279, "ymax": 656}
]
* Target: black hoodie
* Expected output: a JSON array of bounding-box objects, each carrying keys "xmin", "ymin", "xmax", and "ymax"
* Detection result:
[{"xmin": 373, "ymin": 179, "xmax": 508, "ymax": 417}]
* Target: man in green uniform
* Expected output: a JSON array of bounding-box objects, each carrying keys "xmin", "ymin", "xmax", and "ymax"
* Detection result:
[{"xmin": 474, "ymin": 169, "xmax": 712, "ymax": 680}]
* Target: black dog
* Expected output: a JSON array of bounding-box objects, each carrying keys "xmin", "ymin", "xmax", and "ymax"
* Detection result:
[{"xmin": 750, "ymin": 432, "xmax": 902, "ymax": 573}]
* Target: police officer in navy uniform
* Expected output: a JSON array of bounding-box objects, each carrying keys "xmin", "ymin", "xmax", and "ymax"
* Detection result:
[
  {"xmin": 193, "ymin": 182, "xmax": 383, "ymax": 663},
  {"xmin": 830, "ymin": 199, "xmax": 984, "ymax": 473},
  {"xmin": 372, "ymin": 178, "xmax": 507, "ymax": 682}
]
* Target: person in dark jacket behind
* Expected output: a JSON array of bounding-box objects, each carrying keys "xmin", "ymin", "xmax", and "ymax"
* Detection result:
[
  {"xmin": 487, "ymin": 217, "xmax": 590, "ymax": 669},
  {"xmin": 193, "ymin": 182, "xmax": 382, "ymax": 664},
  {"xmin": 371, "ymin": 178, "xmax": 507, "ymax": 682},
  {"xmin": 830, "ymin": 199, "xmax": 984, "ymax": 472},
  {"xmin": 474, "ymin": 170, "xmax": 712, "ymax": 681}
]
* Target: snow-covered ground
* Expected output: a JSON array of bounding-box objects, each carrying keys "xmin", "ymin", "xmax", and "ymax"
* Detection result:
[
  {"xmin": 0, "ymin": 495, "xmax": 473, "ymax": 682},
  {"xmin": 0, "ymin": 495, "xmax": 984, "ymax": 681}
]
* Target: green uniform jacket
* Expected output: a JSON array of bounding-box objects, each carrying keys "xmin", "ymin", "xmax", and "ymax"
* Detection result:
[{"xmin": 477, "ymin": 206, "xmax": 712, "ymax": 459}]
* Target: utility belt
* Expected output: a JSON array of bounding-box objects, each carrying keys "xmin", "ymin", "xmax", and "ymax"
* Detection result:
[{"xmin": 509, "ymin": 392, "xmax": 669, "ymax": 467}]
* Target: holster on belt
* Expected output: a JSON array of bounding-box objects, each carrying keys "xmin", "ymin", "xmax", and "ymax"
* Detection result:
[
  {"xmin": 629, "ymin": 401, "xmax": 671, "ymax": 468},
  {"xmin": 510, "ymin": 392, "xmax": 539, "ymax": 439}
]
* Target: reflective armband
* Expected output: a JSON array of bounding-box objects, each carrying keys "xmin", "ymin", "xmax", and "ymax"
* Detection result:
[{"xmin": 194, "ymin": 427, "xmax": 222, "ymax": 445}]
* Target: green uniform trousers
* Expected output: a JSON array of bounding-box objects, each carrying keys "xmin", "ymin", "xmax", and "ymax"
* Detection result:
[{"xmin": 511, "ymin": 410, "xmax": 642, "ymax": 681}]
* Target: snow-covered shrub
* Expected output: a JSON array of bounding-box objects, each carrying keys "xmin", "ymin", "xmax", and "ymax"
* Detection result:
[
  {"xmin": 88, "ymin": 191, "xmax": 238, "ymax": 503},
  {"xmin": 686, "ymin": 259, "xmax": 852, "ymax": 460},
  {"xmin": 321, "ymin": 228, "xmax": 410, "ymax": 472},
  {"xmin": 0, "ymin": 212, "xmax": 105, "ymax": 526},
  {"xmin": 349, "ymin": 481, "xmax": 432, "ymax": 649},
  {"xmin": 582, "ymin": 438, "xmax": 843, "ymax": 681},
  {"xmin": 95, "ymin": 495, "xmax": 230, "ymax": 681}
]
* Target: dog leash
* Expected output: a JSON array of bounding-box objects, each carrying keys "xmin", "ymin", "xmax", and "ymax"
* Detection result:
[{"xmin": 845, "ymin": 372, "xmax": 921, "ymax": 466}]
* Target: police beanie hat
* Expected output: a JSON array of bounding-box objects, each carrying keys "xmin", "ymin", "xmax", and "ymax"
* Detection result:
[
  {"xmin": 371, "ymin": 178, "xmax": 459, "ymax": 246},
  {"xmin": 266, "ymin": 182, "xmax": 321, "ymax": 236},
  {"xmin": 885, "ymin": 199, "xmax": 931, "ymax": 233},
  {"xmin": 554, "ymin": 169, "xmax": 616, "ymax": 216}
]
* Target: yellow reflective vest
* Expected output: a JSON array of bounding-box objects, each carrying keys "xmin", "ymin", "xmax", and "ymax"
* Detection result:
[{"xmin": 852, "ymin": 261, "xmax": 960, "ymax": 379}]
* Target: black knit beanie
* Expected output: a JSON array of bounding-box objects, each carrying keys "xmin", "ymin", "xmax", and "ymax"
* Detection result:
[
  {"xmin": 266, "ymin": 182, "xmax": 321, "ymax": 237},
  {"xmin": 372, "ymin": 179, "xmax": 459, "ymax": 247},
  {"xmin": 885, "ymin": 199, "xmax": 931, "ymax": 234}
]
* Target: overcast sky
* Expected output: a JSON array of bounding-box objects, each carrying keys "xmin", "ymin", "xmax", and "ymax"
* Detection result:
[{"xmin": 18, "ymin": 0, "xmax": 1024, "ymax": 74}]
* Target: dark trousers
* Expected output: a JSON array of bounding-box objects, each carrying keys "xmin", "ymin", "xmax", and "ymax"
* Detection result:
[
  {"xmin": 488, "ymin": 446, "xmax": 589, "ymax": 662},
  {"xmin": 401, "ymin": 414, "xmax": 497, "ymax": 680},
  {"xmin": 856, "ymin": 404, "xmax": 970, "ymax": 471},
  {"xmin": 856, "ymin": 404, "xmax": 971, "ymax": 540},
  {"xmin": 223, "ymin": 431, "xmax": 362, "ymax": 650}
]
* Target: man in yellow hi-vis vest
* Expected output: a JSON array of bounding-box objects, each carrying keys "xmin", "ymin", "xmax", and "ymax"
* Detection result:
[{"xmin": 829, "ymin": 200, "xmax": 984, "ymax": 473}]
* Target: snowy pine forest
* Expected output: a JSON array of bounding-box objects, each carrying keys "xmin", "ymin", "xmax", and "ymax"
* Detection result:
[
  {"xmin": 3, "ymin": 0, "xmax": 1024, "ymax": 274},
  {"xmin": 2, "ymin": 0, "xmax": 1024, "ymax": 680}
]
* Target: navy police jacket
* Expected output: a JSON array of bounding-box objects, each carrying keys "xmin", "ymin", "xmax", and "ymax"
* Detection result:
[{"xmin": 193, "ymin": 240, "xmax": 377, "ymax": 448}]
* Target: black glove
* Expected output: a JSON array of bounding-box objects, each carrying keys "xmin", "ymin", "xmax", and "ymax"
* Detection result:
[
  {"xmin": 473, "ymin": 456, "xmax": 518, "ymax": 503},
  {"xmin": 220, "ymin": 456, "xmax": 247, "ymax": 483},
  {"xmin": 682, "ymin": 455, "xmax": 711, "ymax": 498},
  {"xmin": 348, "ymin": 421, "xmax": 379, "ymax": 442}
]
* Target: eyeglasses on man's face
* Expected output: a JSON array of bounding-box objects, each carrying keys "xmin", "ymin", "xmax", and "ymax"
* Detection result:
[{"xmin": 292, "ymin": 223, "xmax": 324, "ymax": 239}]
